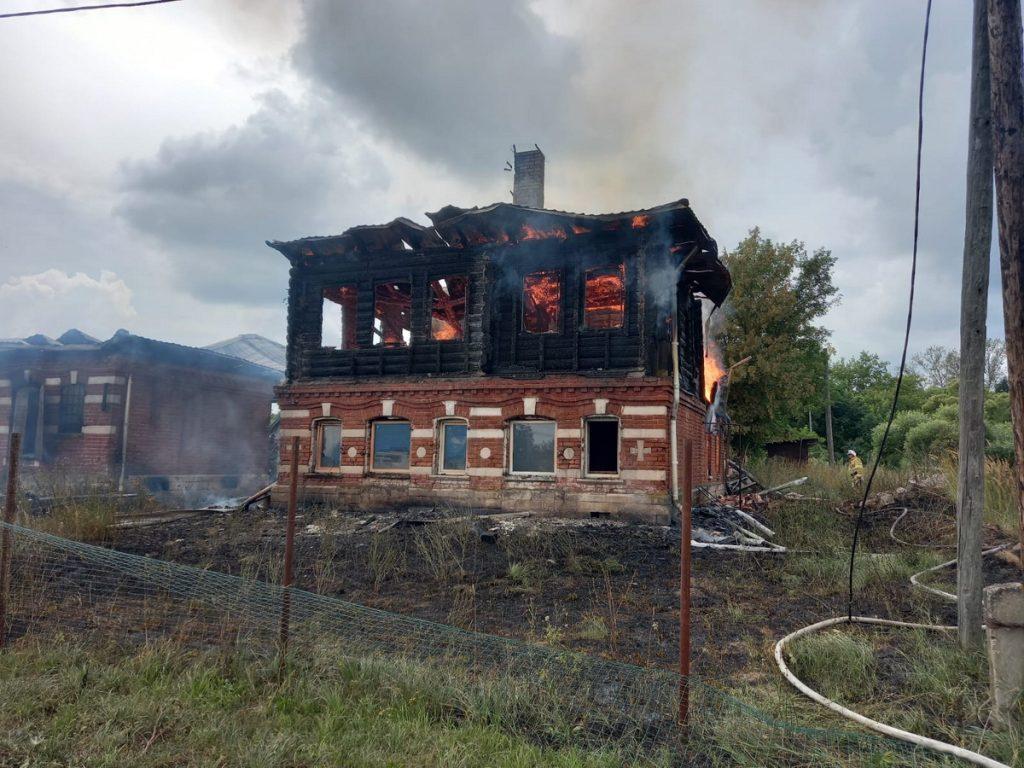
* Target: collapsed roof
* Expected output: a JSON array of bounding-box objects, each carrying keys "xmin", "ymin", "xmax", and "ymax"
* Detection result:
[{"xmin": 267, "ymin": 199, "xmax": 731, "ymax": 306}]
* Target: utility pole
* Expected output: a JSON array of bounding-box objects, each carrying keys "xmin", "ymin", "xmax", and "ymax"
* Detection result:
[
  {"xmin": 988, "ymin": 0, "xmax": 1024, "ymax": 565},
  {"xmin": 957, "ymin": 0, "xmax": 994, "ymax": 649}
]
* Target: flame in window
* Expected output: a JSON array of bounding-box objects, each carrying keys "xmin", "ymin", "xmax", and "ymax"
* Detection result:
[
  {"xmin": 703, "ymin": 351, "xmax": 726, "ymax": 403},
  {"xmin": 430, "ymin": 276, "xmax": 468, "ymax": 341},
  {"xmin": 584, "ymin": 265, "xmax": 625, "ymax": 330},
  {"xmin": 520, "ymin": 223, "xmax": 568, "ymax": 242},
  {"xmin": 522, "ymin": 270, "xmax": 562, "ymax": 333},
  {"xmin": 631, "ymin": 214, "xmax": 650, "ymax": 229}
]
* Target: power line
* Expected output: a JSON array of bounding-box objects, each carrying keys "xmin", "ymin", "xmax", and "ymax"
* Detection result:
[
  {"xmin": 0, "ymin": 0, "xmax": 181, "ymax": 20},
  {"xmin": 846, "ymin": 0, "xmax": 932, "ymax": 621}
]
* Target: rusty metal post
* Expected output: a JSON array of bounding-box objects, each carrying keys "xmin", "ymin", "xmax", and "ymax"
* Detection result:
[
  {"xmin": 278, "ymin": 436, "xmax": 299, "ymax": 676},
  {"xmin": 0, "ymin": 433, "xmax": 22, "ymax": 649},
  {"xmin": 679, "ymin": 439, "xmax": 694, "ymax": 726}
]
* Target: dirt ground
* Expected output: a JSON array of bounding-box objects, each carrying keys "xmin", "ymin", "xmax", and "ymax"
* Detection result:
[{"xmin": 105, "ymin": 498, "xmax": 981, "ymax": 684}]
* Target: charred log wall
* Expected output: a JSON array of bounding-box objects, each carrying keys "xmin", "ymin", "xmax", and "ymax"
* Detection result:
[{"xmin": 285, "ymin": 238, "xmax": 703, "ymax": 385}]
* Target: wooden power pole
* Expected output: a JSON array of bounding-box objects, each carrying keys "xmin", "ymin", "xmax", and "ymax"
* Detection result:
[
  {"xmin": 825, "ymin": 357, "xmax": 836, "ymax": 464},
  {"xmin": 957, "ymin": 0, "xmax": 994, "ymax": 649},
  {"xmin": 988, "ymin": 0, "xmax": 1024, "ymax": 566}
]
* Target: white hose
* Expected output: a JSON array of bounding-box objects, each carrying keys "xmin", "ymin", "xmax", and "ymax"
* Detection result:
[
  {"xmin": 909, "ymin": 544, "xmax": 1013, "ymax": 602},
  {"xmin": 774, "ymin": 616, "xmax": 1011, "ymax": 768}
]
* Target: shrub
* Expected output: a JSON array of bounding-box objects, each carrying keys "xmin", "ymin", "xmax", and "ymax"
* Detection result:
[
  {"xmin": 985, "ymin": 422, "xmax": 1015, "ymax": 461},
  {"xmin": 933, "ymin": 404, "xmax": 959, "ymax": 423},
  {"xmin": 904, "ymin": 419, "xmax": 958, "ymax": 464},
  {"xmin": 984, "ymin": 391, "xmax": 1011, "ymax": 423},
  {"xmin": 871, "ymin": 410, "xmax": 928, "ymax": 466},
  {"xmin": 921, "ymin": 391, "xmax": 957, "ymax": 414}
]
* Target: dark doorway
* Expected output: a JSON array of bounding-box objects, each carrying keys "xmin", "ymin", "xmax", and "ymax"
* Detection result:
[{"xmin": 586, "ymin": 419, "xmax": 618, "ymax": 474}]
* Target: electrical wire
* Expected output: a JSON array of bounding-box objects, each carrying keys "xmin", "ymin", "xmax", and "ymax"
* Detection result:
[
  {"xmin": 846, "ymin": 0, "xmax": 932, "ymax": 622},
  {"xmin": 0, "ymin": 0, "xmax": 181, "ymax": 19}
]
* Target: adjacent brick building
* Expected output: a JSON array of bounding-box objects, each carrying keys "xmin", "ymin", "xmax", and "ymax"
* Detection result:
[
  {"xmin": 269, "ymin": 151, "xmax": 731, "ymax": 521},
  {"xmin": 0, "ymin": 329, "xmax": 280, "ymax": 494}
]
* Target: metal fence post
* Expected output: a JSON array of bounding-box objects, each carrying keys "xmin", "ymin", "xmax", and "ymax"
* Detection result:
[
  {"xmin": 278, "ymin": 435, "xmax": 299, "ymax": 676},
  {"xmin": 0, "ymin": 433, "xmax": 22, "ymax": 649},
  {"xmin": 679, "ymin": 438, "xmax": 693, "ymax": 726}
]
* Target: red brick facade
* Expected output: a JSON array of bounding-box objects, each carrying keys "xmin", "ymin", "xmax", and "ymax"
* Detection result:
[
  {"xmin": 274, "ymin": 375, "xmax": 723, "ymax": 522},
  {"xmin": 0, "ymin": 340, "xmax": 276, "ymax": 493}
]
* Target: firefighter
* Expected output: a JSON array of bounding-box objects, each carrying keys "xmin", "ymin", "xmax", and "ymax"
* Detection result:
[{"xmin": 846, "ymin": 449, "xmax": 864, "ymax": 488}]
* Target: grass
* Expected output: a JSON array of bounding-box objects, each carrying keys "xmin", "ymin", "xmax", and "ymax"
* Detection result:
[
  {"xmin": 748, "ymin": 458, "xmax": 913, "ymax": 503},
  {"xmin": 786, "ymin": 625, "xmax": 1023, "ymax": 766},
  {"xmin": 0, "ymin": 637, "xmax": 630, "ymax": 768},
  {"xmin": 940, "ymin": 455, "xmax": 1021, "ymax": 538}
]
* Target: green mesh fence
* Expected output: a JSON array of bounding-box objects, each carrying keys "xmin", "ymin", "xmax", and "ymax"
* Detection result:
[{"xmin": 1, "ymin": 521, "xmax": 955, "ymax": 767}]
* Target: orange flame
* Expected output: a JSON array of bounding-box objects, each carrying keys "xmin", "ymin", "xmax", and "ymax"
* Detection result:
[
  {"xmin": 520, "ymin": 223, "xmax": 568, "ymax": 242},
  {"xmin": 631, "ymin": 214, "xmax": 650, "ymax": 229},
  {"xmin": 702, "ymin": 353, "xmax": 726, "ymax": 403}
]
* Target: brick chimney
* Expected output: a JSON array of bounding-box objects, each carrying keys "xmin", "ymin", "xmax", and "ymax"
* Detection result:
[{"xmin": 513, "ymin": 146, "xmax": 544, "ymax": 209}]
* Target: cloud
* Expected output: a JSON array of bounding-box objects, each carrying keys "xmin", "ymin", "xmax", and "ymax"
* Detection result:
[
  {"xmin": 293, "ymin": 0, "xmax": 579, "ymax": 178},
  {"xmin": 0, "ymin": 269, "xmax": 135, "ymax": 339},
  {"xmin": 117, "ymin": 90, "xmax": 391, "ymax": 304}
]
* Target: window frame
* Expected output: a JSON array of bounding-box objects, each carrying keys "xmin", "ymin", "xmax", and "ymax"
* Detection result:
[
  {"xmin": 583, "ymin": 416, "xmax": 621, "ymax": 477},
  {"xmin": 321, "ymin": 284, "xmax": 359, "ymax": 351},
  {"xmin": 521, "ymin": 269, "xmax": 563, "ymax": 335},
  {"xmin": 372, "ymin": 279, "xmax": 413, "ymax": 348},
  {"xmin": 311, "ymin": 418, "xmax": 343, "ymax": 473},
  {"xmin": 581, "ymin": 263, "xmax": 627, "ymax": 332},
  {"xmin": 428, "ymin": 275, "xmax": 470, "ymax": 343},
  {"xmin": 508, "ymin": 419, "xmax": 557, "ymax": 476},
  {"xmin": 436, "ymin": 418, "xmax": 469, "ymax": 475},
  {"xmin": 57, "ymin": 383, "xmax": 85, "ymax": 435},
  {"xmin": 370, "ymin": 419, "xmax": 412, "ymax": 473}
]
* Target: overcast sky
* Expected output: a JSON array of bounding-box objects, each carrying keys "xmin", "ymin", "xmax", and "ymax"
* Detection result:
[{"xmin": 0, "ymin": 0, "xmax": 1008, "ymax": 365}]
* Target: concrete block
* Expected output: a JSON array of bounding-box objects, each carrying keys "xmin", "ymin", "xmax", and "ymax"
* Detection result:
[{"xmin": 984, "ymin": 581, "xmax": 1024, "ymax": 729}]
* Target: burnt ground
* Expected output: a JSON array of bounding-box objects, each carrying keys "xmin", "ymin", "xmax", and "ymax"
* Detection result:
[{"xmin": 99, "ymin": 497, "xmax": 1005, "ymax": 685}]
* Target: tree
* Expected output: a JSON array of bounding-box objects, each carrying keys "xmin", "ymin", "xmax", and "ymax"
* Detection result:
[
  {"xmin": 712, "ymin": 228, "xmax": 839, "ymax": 453},
  {"xmin": 912, "ymin": 345, "xmax": 960, "ymax": 388},
  {"xmin": 984, "ymin": 337, "xmax": 1007, "ymax": 389}
]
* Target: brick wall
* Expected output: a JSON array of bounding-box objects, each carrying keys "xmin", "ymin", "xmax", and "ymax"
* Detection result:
[
  {"xmin": 273, "ymin": 374, "xmax": 722, "ymax": 521},
  {"xmin": 0, "ymin": 357, "xmax": 274, "ymax": 488}
]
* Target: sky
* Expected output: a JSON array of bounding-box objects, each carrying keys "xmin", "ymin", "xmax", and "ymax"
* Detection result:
[{"xmin": 0, "ymin": 0, "xmax": 1009, "ymax": 365}]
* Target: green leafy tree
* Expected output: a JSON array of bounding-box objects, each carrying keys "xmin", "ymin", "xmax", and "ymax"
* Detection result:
[{"xmin": 714, "ymin": 229, "xmax": 838, "ymax": 454}]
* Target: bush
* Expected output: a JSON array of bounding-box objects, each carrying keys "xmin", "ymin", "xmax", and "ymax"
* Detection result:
[
  {"xmin": 984, "ymin": 391, "xmax": 1011, "ymax": 423},
  {"xmin": 904, "ymin": 419, "xmax": 958, "ymax": 464},
  {"xmin": 871, "ymin": 410, "xmax": 928, "ymax": 466},
  {"xmin": 985, "ymin": 422, "xmax": 1015, "ymax": 461},
  {"xmin": 933, "ymin": 404, "xmax": 959, "ymax": 423},
  {"xmin": 921, "ymin": 391, "xmax": 957, "ymax": 414}
]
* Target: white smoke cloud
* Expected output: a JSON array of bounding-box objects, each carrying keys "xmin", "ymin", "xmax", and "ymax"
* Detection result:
[{"xmin": 0, "ymin": 269, "xmax": 136, "ymax": 339}]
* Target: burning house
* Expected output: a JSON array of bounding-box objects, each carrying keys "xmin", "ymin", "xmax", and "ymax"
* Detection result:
[
  {"xmin": 0, "ymin": 330, "xmax": 280, "ymax": 494},
  {"xmin": 269, "ymin": 149, "xmax": 731, "ymax": 521}
]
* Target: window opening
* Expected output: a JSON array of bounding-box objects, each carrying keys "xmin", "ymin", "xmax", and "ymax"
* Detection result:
[
  {"xmin": 584, "ymin": 264, "xmax": 625, "ymax": 330},
  {"xmin": 58, "ymin": 383, "xmax": 85, "ymax": 434},
  {"xmin": 522, "ymin": 270, "xmax": 562, "ymax": 334},
  {"xmin": 510, "ymin": 420, "xmax": 556, "ymax": 474},
  {"xmin": 439, "ymin": 420, "xmax": 468, "ymax": 472},
  {"xmin": 12, "ymin": 386, "xmax": 41, "ymax": 458},
  {"xmin": 315, "ymin": 420, "xmax": 342, "ymax": 470},
  {"xmin": 322, "ymin": 285, "xmax": 358, "ymax": 350},
  {"xmin": 586, "ymin": 419, "xmax": 619, "ymax": 474},
  {"xmin": 372, "ymin": 421, "xmax": 411, "ymax": 470},
  {"xmin": 373, "ymin": 282, "xmax": 412, "ymax": 347},
  {"xmin": 430, "ymin": 276, "xmax": 468, "ymax": 341}
]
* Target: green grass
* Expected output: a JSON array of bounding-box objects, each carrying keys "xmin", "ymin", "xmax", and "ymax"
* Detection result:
[
  {"xmin": 786, "ymin": 625, "xmax": 1023, "ymax": 766},
  {"xmin": 748, "ymin": 458, "xmax": 912, "ymax": 504},
  {"xmin": 940, "ymin": 455, "xmax": 1021, "ymax": 538},
  {"xmin": 0, "ymin": 637, "xmax": 629, "ymax": 768}
]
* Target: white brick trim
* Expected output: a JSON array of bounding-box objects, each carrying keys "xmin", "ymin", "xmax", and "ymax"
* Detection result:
[
  {"xmin": 87, "ymin": 376, "xmax": 125, "ymax": 385},
  {"xmin": 556, "ymin": 428, "xmax": 581, "ymax": 439},
  {"xmin": 556, "ymin": 468, "xmax": 581, "ymax": 479},
  {"xmin": 321, "ymin": 402, "xmax": 332, "ymax": 416},
  {"xmin": 85, "ymin": 393, "xmax": 121, "ymax": 405},
  {"xmin": 523, "ymin": 397, "xmax": 538, "ymax": 416},
  {"xmin": 0, "ymin": 397, "xmax": 10, "ymax": 406},
  {"xmin": 341, "ymin": 428, "xmax": 366, "ymax": 438},
  {"xmin": 593, "ymin": 398, "xmax": 609, "ymax": 414},
  {"xmin": 409, "ymin": 465, "xmax": 432, "ymax": 475},
  {"xmin": 411, "ymin": 429, "xmax": 433, "ymax": 439},
  {"xmin": 339, "ymin": 465, "xmax": 364, "ymax": 475},
  {"xmin": 621, "ymin": 469, "xmax": 666, "ymax": 481},
  {"xmin": 621, "ymin": 405, "xmax": 667, "ymax": 416},
  {"xmin": 444, "ymin": 400, "xmax": 457, "ymax": 416},
  {"xmin": 467, "ymin": 429, "xmax": 504, "ymax": 439},
  {"xmin": 44, "ymin": 396, "xmax": 61, "ymax": 405},
  {"xmin": 0, "ymin": 380, "xmax": 9, "ymax": 388},
  {"xmin": 622, "ymin": 428, "xmax": 667, "ymax": 440},
  {"xmin": 469, "ymin": 406, "xmax": 502, "ymax": 417},
  {"xmin": 280, "ymin": 428, "xmax": 311, "ymax": 438},
  {"xmin": 82, "ymin": 425, "xmax": 117, "ymax": 435},
  {"xmin": 44, "ymin": 378, "xmax": 61, "ymax": 387},
  {"xmin": 0, "ymin": 426, "xmax": 8, "ymax": 434},
  {"xmin": 467, "ymin": 467, "xmax": 503, "ymax": 476},
  {"xmin": 279, "ymin": 409, "xmax": 310, "ymax": 419},
  {"xmin": 381, "ymin": 399, "xmax": 395, "ymax": 417}
]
